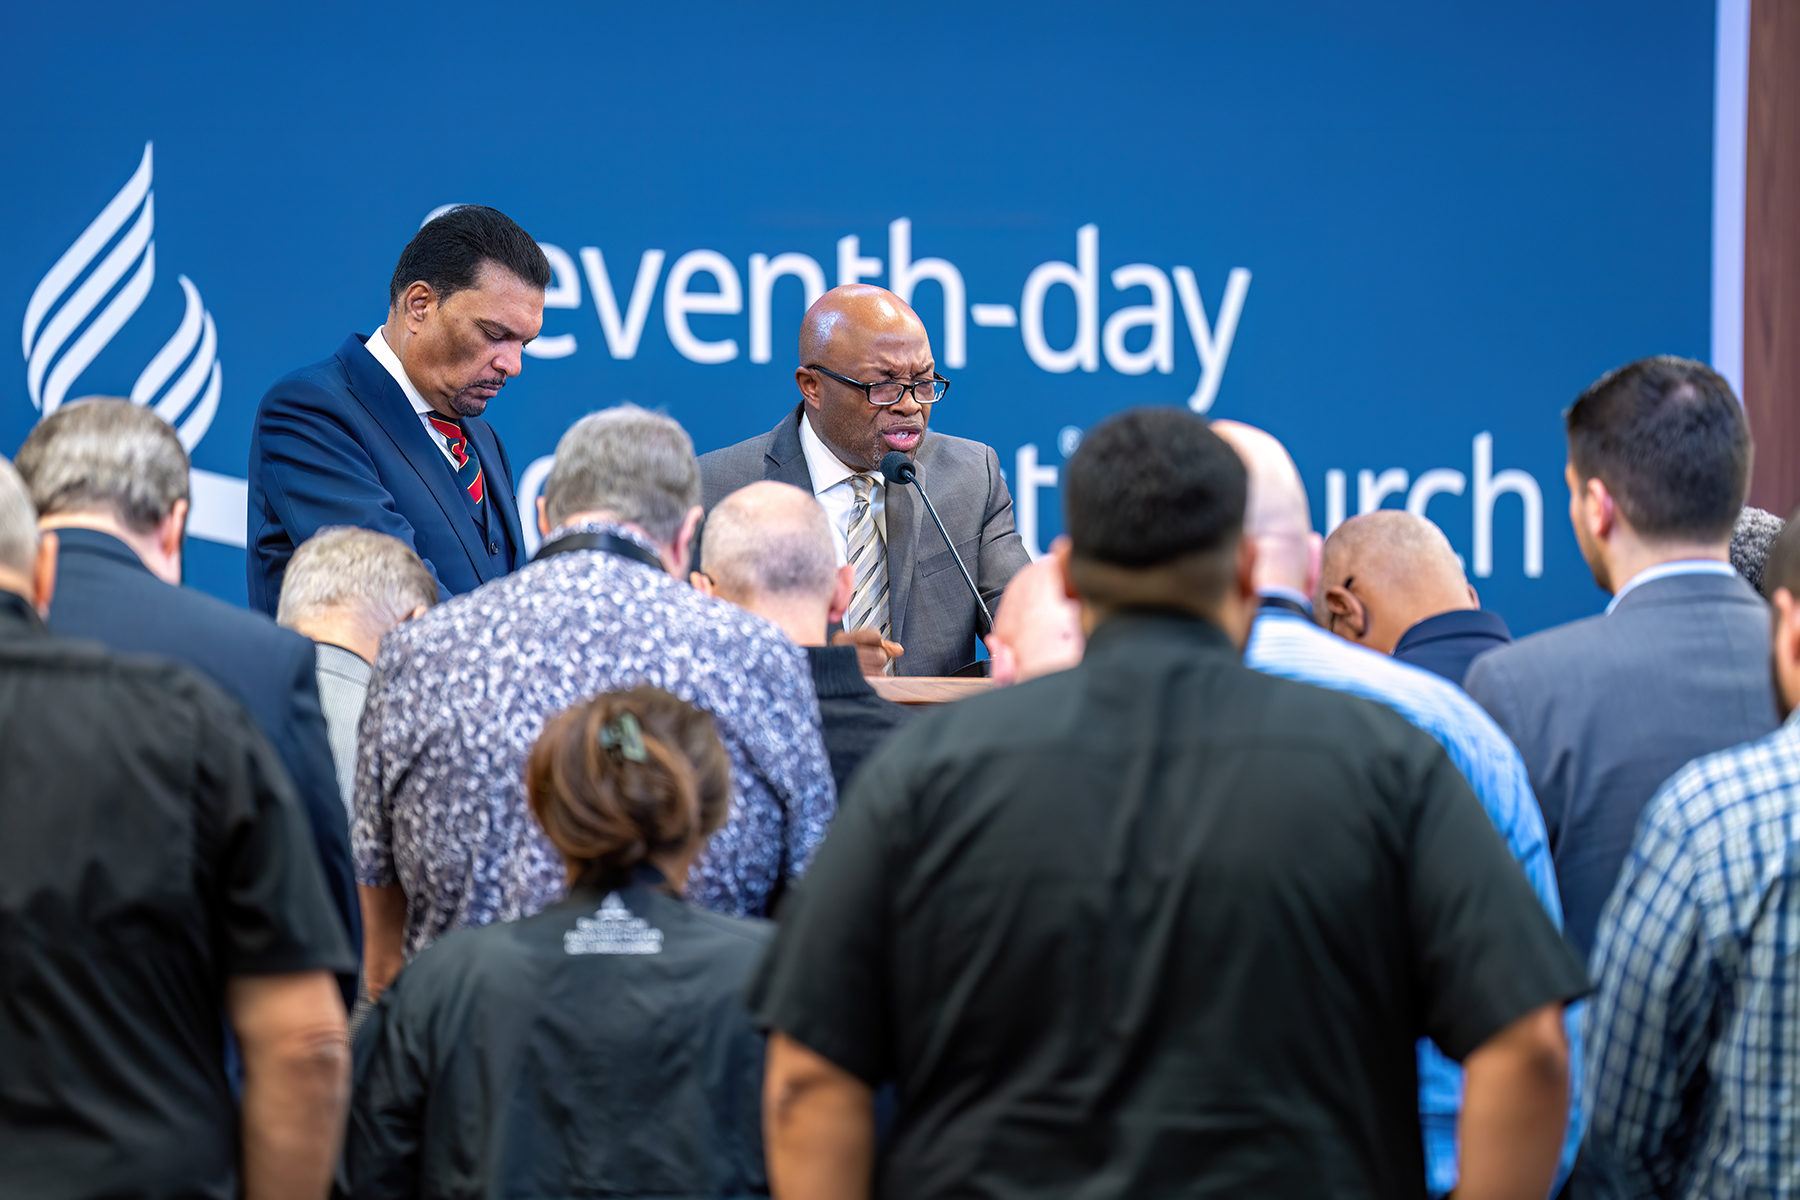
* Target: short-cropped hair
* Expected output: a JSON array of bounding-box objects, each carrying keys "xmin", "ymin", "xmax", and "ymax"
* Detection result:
[
  {"xmin": 1064, "ymin": 407, "xmax": 1248, "ymax": 568},
  {"xmin": 542, "ymin": 405, "xmax": 701, "ymax": 545},
  {"xmin": 276, "ymin": 526, "xmax": 438, "ymax": 630},
  {"xmin": 0, "ymin": 458, "xmax": 40, "ymax": 577},
  {"xmin": 1566, "ymin": 356, "xmax": 1750, "ymax": 542},
  {"xmin": 14, "ymin": 399, "xmax": 189, "ymax": 533},
  {"xmin": 526, "ymin": 686, "xmax": 733, "ymax": 892},
  {"xmin": 389, "ymin": 205, "xmax": 551, "ymax": 307}
]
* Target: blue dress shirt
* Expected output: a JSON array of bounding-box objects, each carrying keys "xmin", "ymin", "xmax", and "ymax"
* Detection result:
[{"xmin": 1246, "ymin": 601, "xmax": 1582, "ymax": 1197}]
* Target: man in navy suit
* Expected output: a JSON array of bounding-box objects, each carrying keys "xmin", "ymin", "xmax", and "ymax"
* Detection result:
[
  {"xmin": 15, "ymin": 400, "xmax": 359, "ymax": 1005},
  {"xmin": 247, "ymin": 205, "xmax": 549, "ymax": 614}
]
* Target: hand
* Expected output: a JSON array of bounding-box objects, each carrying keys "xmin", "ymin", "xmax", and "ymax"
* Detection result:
[{"xmin": 832, "ymin": 627, "xmax": 904, "ymax": 676}]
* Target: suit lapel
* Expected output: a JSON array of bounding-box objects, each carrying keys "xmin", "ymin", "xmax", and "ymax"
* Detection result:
[
  {"xmin": 464, "ymin": 419, "xmax": 525, "ymax": 573},
  {"xmin": 337, "ymin": 335, "xmax": 490, "ymax": 579},
  {"xmin": 763, "ymin": 404, "xmax": 815, "ymax": 490}
]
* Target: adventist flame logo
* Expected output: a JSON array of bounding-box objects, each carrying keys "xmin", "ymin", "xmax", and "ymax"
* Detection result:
[
  {"xmin": 20, "ymin": 143, "xmax": 245, "ymax": 545},
  {"xmin": 22, "ymin": 143, "xmax": 220, "ymax": 449}
]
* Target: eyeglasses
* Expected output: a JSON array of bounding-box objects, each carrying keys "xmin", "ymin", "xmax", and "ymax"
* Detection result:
[{"xmin": 808, "ymin": 364, "xmax": 950, "ymax": 407}]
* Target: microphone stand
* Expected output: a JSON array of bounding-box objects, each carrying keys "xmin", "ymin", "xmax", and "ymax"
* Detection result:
[{"xmin": 881, "ymin": 450, "xmax": 993, "ymax": 637}]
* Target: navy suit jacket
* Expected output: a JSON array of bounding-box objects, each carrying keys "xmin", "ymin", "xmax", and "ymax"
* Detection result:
[
  {"xmin": 1392, "ymin": 609, "xmax": 1513, "ymax": 687},
  {"xmin": 247, "ymin": 333, "xmax": 525, "ymax": 615},
  {"xmin": 46, "ymin": 529, "xmax": 360, "ymax": 999},
  {"xmin": 1465, "ymin": 571, "xmax": 1778, "ymax": 958}
]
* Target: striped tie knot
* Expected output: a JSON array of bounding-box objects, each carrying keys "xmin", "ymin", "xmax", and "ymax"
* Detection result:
[
  {"xmin": 843, "ymin": 472, "xmax": 892, "ymax": 672},
  {"xmin": 427, "ymin": 415, "xmax": 486, "ymax": 504}
]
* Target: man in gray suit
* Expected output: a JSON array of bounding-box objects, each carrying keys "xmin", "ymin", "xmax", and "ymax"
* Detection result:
[
  {"xmin": 699, "ymin": 285, "xmax": 1030, "ymax": 677},
  {"xmin": 1466, "ymin": 356, "xmax": 1778, "ymax": 963}
]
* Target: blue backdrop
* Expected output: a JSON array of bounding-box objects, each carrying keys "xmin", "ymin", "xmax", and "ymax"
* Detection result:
[{"xmin": 6, "ymin": 1, "xmax": 1717, "ymax": 634}]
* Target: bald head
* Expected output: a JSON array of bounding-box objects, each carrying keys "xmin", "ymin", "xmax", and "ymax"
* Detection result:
[
  {"xmin": 796, "ymin": 285, "xmax": 936, "ymax": 472},
  {"xmin": 986, "ymin": 557, "xmax": 1085, "ymax": 686},
  {"xmin": 699, "ymin": 481, "xmax": 849, "ymax": 647},
  {"xmin": 1317, "ymin": 511, "xmax": 1477, "ymax": 654},
  {"xmin": 1211, "ymin": 420, "xmax": 1320, "ymax": 594}
]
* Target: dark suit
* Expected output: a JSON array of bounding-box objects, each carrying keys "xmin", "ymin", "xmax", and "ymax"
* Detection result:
[
  {"xmin": 805, "ymin": 644, "xmax": 912, "ymax": 795},
  {"xmin": 700, "ymin": 405, "xmax": 1031, "ymax": 676},
  {"xmin": 247, "ymin": 334, "xmax": 525, "ymax": 615},
  {"xmin": 1465, "ymin": 571, "xmax": 1778, "ymax": 958},
  {"xmin": 46, "ymin": 529, "xmax": 360, "ymax": 999},
  {"xmin": 1392, "ymin": 609, "xmax": 1513, "ymax": 687}
]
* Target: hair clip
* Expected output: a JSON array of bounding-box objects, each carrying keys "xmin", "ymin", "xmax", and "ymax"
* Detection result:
[{"xmin": 598, "ymin": 711, "xmax": 647, "ymax": 763}]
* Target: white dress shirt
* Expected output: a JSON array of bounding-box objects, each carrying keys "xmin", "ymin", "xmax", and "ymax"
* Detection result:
[
  {"xmin": 1605, "ymin": 559, "xmax": 1738, "ymax": 614},
  {"xmin": 798, "ymin": 412, "xmax": 887, "ymax": 566},
  {"xmin": 366, "ymin": 326, "xmax": 460, "ymax": 469}
]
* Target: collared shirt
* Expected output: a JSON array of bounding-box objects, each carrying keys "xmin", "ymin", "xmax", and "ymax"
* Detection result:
[
  {"xmin": 1391, "ymin": 609, "xmax": 1513, "ymax": 687},
  {"xmin": 750, "ymin": 610, "xmax": 1591, "ymax": 1199},
  {"xmin": 314, "ymin": 641, "xmax": 372, "ymax": 822},
  {"xmin": 354, "ymin": 521, "xmax": 836, "ymax": 957},
  {"xmin": 365, "ymin": 325, "xmax": 460, "ymax": 469},
  {"xmin": 0, "ymin": 592, "xmax": 355, "ymax": 1200},
  {"xmin": 1246, "ymin": 605, "xmax": 1583, "ymax": 1197},
  {"xmin": 1257, "ymin": 583, "xmax": 1314, "ymax": 614},
  {"xmin": 799, "ymin": 410, "xmax": 886, "ymax": 564},
  {"xmin": 1586, "ymin": 715, "xmax": 1800, "ymax": 1199},
  {"xmin": 1605, "ymin": 558, "xmax": 1736, "ymax": 614}
]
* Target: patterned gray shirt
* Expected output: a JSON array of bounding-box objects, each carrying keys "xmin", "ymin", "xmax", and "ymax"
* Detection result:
[{"xmin": 353, "ymin": 522, "xmax": 835, "ymax": 957}]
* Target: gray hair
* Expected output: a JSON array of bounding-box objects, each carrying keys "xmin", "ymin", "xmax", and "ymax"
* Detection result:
[
  {"xmin": 542, "ymin": 405, "xmax": 700, "ymax": 544},
  {"xmin": 0, "ymin": 458, "xmax": 40, "ymax": 578},
  {"xmin": 1732, "ymin": 506, "xmax": 1785, "ymax": 595},
  {"xmin": 276, "ymin": 527, "xmax": 438, "ymax": 630},
  {"xmin": 14, "ymin": 399, "xmax": 189, "ymax": 533},
  {"xmin": 701, "ymin": 481, "xmax": 837, "ymax": 600}
]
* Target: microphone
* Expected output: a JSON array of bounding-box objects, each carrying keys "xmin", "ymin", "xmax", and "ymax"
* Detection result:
[{"xmin": 881, "ymin": 450, "xmax": 993, "ymax": 636}]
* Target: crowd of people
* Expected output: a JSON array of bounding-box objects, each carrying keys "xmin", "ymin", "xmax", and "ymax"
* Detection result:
[{"xmin": 2, "ymin": 205, "xmax": 1797, "ymax": 1200}]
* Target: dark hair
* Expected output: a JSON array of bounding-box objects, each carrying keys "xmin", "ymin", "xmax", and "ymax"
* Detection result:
[
  {"xmin": 1063, "ymin": 406, "xmax": 1248, "ymax": 568},
  {"xmin": 1762, "ymin": 506, "xmax": 1800, "ymax": 601},
  {"xmin": 525, "ymin": 686, "xmax": 732, "ymax": 892},
  {"xmin": 1565, "ymin": 356, "xmax": 1750, "ymax": 542},
  {"xmin": 388, "ymin": 205, "xmax": 551, "ymax": 307}
]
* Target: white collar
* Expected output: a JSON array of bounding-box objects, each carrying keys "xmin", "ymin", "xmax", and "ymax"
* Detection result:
[
  {"xmin": 1605, "ymin": 558, "xmax": 1738, "ymax": 614},
  {"xmin": 797, "ymin": 410, "xmax": 869, "ymax": 494},
  {"xmin": 366, "ymin": 326, "xmax": 436, "ymax": 419}
]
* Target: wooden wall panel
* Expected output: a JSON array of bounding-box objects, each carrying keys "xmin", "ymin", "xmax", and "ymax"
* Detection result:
[{"xmin": 1747, "ymin": 0, "xmax": 1800, "ymax": 515}]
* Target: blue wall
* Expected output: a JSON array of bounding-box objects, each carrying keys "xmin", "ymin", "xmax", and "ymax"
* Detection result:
[{"xmin": 5, "ymin": 2, "xmax": 1717, "ymax": 633}]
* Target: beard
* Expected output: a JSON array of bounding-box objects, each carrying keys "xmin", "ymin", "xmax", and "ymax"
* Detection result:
[{"xmin": 449, "ymin": 378, "xmax": 505, "ymax": 418}]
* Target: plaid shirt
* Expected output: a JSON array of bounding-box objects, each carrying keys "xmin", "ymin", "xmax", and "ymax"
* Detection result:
[{"xmin": 1586, "ymin": 714, "xmax": 1800, "ymax": 1199}]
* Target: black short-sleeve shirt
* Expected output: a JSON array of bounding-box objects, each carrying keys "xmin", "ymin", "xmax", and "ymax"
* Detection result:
[
  {"xmin": 749, "ymin": 610, "xmax": 1590, "ymax": 1200},
  {"xmin": 0, "ymin": 596, "xmax": 355, "ymax": 1200}
]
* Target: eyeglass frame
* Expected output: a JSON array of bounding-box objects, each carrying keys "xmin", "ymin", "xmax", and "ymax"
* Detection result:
[{"xmin": 806, "ymin": 364, "xmax": 950, "ymax": 407}]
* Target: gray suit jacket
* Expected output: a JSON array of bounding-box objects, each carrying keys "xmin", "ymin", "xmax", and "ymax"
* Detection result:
[
  {"xmin": 314, "ymin": 641, "xmax": 372, "ymax": 823},
  {"xmin": 699, "ymin": 405, "xmax": 1031, "ymax": 676},
  {"xmin": 1465, "ymin": 571, "xmax": 1778, "ymax": 958}
]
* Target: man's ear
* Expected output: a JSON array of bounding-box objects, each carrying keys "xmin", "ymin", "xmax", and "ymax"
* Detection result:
[
  {"xmin": 1584, "ymin": 476, "xmax": 1617, "ymax": 542},
  {"xmin": 668, "ymin": 505, "xmax": 705, "ymax": 576},
  {"xmin": 689, "ymin": 570, "xmax": 716, "ymax": 597},
  {"xmin": 536, "ymin": 496, "xmax": 551, "ymax": 537},
  {"xmin": 32, "ymin": 531, "xmax": 57, "ymax": 617},
  {"xmin": 1302, "ymin": 531, "xmax": 1324, "ymax": 598},
  {"xmin": 1234, "ymin": 536, "xmax": 1258, "ymax": 603},
  {"xmin": 162, "ymin": 499, "xmax": 189, "ymax": 558},
  {"xmin": 402, "ymin": 604, "xmax": 429, "ymax": 624},
  {"xmin": 1320, "ymin": 585, "xmax": 1368, "ymax": 640},
  {"xmin": 827, "ymin": 562, "xmax": 853, "ymax": 624},
  {"xmin": 1052, "ymin": 536, "xmax": 1077, "ymax": 601},
  {"xmin": 795, "ymin": 365, "xmax": 823, "ymax": 412},
  {"xmin": 402, "ymin": 281, "xmax": 437, "ymax": 331}
]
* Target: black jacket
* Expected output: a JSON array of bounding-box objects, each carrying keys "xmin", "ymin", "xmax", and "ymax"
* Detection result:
[
  {"xmin": 347, "ymin": 877, "xmax": 771, "ymax": 1199},
  {"xmin": 806, "ymin": 644, "xmax": 912, "ymax": 795},
  {"xmin": 45, "ymin": 527, "xmax": 359, "ymax": 996}
]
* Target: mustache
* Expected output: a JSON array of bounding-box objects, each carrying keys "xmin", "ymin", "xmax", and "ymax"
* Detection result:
[{"xmin": 463, "ymin": 377, "xmax": 507, "ymax": 392}]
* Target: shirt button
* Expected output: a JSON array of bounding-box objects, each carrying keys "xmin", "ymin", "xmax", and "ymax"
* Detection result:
[{"xmin": 489, "ymin": 541, "xmax": 499, "ymax": 554}]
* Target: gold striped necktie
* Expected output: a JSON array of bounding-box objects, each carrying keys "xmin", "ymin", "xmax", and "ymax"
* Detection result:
[{"xmin": 843, "ymin": 473, "xmax": 892, "ymax": 673}]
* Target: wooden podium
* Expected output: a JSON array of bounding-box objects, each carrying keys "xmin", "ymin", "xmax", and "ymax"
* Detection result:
[{"xmin": 868, "ymin": 676, "xmax": 995, "ymax": 706}]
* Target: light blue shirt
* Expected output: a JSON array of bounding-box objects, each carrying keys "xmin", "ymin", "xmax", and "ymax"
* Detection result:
[
  {"xmin": 1246, "ymin": 604, "xmax": 1583, "ymax": 1198},
  {"xmin": 1605, "ymin": 559, "xmax": 1736, "ymax": 615}
]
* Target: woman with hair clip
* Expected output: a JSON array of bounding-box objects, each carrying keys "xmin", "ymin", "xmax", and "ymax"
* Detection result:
[{"xmin": 345, "ymin": 686, "xmax": 772, "ymax": 1199}]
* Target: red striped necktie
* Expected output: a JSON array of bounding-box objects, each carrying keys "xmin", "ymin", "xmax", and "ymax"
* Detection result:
[{"xmin": 427, "ymin": 416, "xmax": 485, "ymax": 504}]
